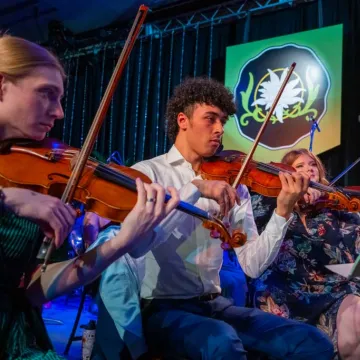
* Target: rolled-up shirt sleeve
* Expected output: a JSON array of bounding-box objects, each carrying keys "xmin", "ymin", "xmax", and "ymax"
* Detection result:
[{"xmin": 230, "ymin": 185, "xmax": 293, "ymax": 278}]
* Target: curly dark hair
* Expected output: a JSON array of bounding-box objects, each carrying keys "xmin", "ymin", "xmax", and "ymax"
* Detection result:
[{"xmin": 166, "ymin": 77, "xmax": 236, "ymax": 142}]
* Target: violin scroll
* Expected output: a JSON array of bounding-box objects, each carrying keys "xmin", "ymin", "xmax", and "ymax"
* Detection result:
[
  {"xmin": 227, "ymin": 228, "xmax": 247, "ymax": 249},
  {"xmin": 201, "ymin": 218, "xmax": 247, "ymax": 249},
  {"xmin": 299, "ymin": 191, "xmax": 360, "ymax": 213}
]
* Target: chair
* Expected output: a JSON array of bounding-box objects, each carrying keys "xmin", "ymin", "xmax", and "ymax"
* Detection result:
[{"xmin": 63, "ymin": 280, "xmax": 99, "ymax": 355}]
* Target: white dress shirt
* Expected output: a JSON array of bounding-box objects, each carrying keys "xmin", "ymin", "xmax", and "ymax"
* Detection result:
[{"xmin": 132, "ymin": 145, "xmax": 293, "ymax": 300}]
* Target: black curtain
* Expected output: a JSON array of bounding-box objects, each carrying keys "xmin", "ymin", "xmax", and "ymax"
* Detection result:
[{"xmin": 50, "ymin": 0, "xmax": 360, "ymax": 185}]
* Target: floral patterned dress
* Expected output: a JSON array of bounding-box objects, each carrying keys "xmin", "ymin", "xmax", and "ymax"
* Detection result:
[{"xmin": 248, "ymin": 193, "xmax": 360, "ymax": 352}]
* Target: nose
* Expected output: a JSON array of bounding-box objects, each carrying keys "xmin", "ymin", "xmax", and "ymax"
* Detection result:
[
  {"xmin": 51, "ymin": 101, "xmax": 64, "ymax": 120},
  {"xmin": 214, "ymin": 119, "xmax": 224, "ymax": 136},
  {"xmin": 305, "ymin": 165, "xmax": 314, "ymax": 174}
]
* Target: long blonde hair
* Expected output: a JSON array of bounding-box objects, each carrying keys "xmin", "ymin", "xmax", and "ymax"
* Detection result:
[
  {"xmin": 281, "ymin": 148, "xmax": 328, "ymax": 185},
  {"xmin": 0, "ymin": 34, "xmax": 65, "ymax": 80}
]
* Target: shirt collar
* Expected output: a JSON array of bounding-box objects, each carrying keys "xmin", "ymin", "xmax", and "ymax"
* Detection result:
[{"xmin": 166, "ymin": 145, "xmax": 191, "ymax": 168}]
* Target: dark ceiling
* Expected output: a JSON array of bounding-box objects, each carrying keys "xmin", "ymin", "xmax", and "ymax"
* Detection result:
[
  {"xmin": 0, "ymin": 0, "xmax": 193, "ymax": 43},
  {"xmin": 1, "ymin": 0, "xmax": 307, "ymax": 50}
]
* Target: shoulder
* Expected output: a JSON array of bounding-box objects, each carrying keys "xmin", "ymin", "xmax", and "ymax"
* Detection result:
[{"xmin": 132, "ymin": 154, "xmax": 170, "ymax": 181}]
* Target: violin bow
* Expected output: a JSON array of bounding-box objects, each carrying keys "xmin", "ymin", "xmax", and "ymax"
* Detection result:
[
  {"xmin": 37, "ymin": 5, "xmax": 149, "ymax": 272},
  {"xmin": 329, "ymin": 156, "xmax": 360, "ymax": 186},
  {"xmin": 231, "ymin": 63, "xmax": 296, "ymax": 189}
]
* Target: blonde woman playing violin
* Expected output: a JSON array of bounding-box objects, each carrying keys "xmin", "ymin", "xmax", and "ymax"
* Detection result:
[
  {"xmin": 249, "ymin": 148, "xmax": 360, "ymax": 360},
  {"xmin": 0, "ymin": 35, "xmax": 179, "ymax": 359}
]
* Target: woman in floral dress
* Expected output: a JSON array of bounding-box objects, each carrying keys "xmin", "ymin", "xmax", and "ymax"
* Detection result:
[{"xmin": 249, "ymin": 148, "xmax": 360, "ymax": 360}]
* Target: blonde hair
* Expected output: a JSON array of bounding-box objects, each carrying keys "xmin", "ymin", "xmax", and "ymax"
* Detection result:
[
  {"xmin": 0, "ymin": 34, "xmax": 65, "ymax": 80},
  {"xmin": 281, "ymin": 148, "xmax": 328, "ymax": 185}
]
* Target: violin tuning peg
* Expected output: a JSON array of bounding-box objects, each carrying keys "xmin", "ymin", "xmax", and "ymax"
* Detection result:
[{"xmin": 221, "ymin": 242, "xmax": 231, "ymax": 250}]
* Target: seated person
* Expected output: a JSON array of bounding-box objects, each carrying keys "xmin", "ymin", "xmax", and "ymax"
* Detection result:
[
  {"xmin": 248, "ymin": 148, "xmax": 360, "ymax": 360},
  {"xmin": 79, "ymin": 79, "xmax": 335, "ymax": 360},
  {"xmin": 0, "ymin": 34, "xmax": 179, "ymax": 359}
]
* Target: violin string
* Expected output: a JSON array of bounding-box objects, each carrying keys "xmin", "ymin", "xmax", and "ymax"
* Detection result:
[
  {"xmin": 49, "ymin": 150, "xmax": 99, "ymax": 164},
  {"xmin": 222, "ymin": 154, "xmax": 333, "ymax": 192},
  {"xmin": 53, "ymin": 151, "xmax": 209, "ymax": 214},
  {"xmin": 338, "ymin": 187, "xmax": 360, "ymax": 197},
  {"xmin": 255, "ymin": 162, "xmax": 335, "ymax": 193},
  {"xmin": 93, "ymin": 163, "xmax": 212, "ymax": 222},
  {"xmin": 54, "ymin": 150, "xmax": 334, "ymax": 194}
]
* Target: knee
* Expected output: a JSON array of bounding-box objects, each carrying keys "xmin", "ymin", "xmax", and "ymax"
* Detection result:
[
  {"xmin": 204, "ymin": 324, "xmax": 246, "ymax": 360},
  {"xmin": 288, "ymin": 323, "xmax": 334, "ymax": 360},
  {"xmin": 309, "ymin": 328, "xmax": 334, "ymax": 360}
]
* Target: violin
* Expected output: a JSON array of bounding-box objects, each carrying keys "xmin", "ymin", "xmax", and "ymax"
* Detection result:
[
  {"xmin": 0, "ymin": 138, "xmax": 246, "ymax": 249},
  {"xmin": 201, "ymin": 150, "xmax": 360, "ymax": 213},
  {"xmin": 338, "ymin": 186, "xmax": 360, "ymax": 198},
  {"xmin": 202, "ymin": 150, "xmax": 333, "ymax": 195}
]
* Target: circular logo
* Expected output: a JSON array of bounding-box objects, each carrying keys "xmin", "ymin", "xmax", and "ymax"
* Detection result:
[{"xmin": 234, "ymin": 44, "xmax": 330, "ymax": 149}]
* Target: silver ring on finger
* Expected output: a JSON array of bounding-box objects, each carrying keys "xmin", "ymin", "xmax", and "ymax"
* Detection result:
[{"xmin": 147, "ymin": 198, "xmax": 156, "ymax": 203}]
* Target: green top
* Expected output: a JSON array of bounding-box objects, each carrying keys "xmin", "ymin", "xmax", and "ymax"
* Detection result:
[{"xmin": 0, "ymin": 208, "xmax": 64, "ymax": 359}]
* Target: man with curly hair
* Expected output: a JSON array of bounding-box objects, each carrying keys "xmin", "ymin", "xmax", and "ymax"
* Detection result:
[{"xmin": 129, "ymin": 77, "xmax": 334, "ymax": 359}]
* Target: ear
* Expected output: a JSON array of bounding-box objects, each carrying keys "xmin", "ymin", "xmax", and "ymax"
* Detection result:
[{"xmin": 177, "ymin": 112, "xmax": 190, "ymax": 132}]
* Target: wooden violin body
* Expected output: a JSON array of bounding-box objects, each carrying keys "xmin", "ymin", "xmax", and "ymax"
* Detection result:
[
  {"xmin": 202, "ymin": 150, "xmax": 289, "ymax": 197},
  {"xmin": 202, "ymin": 150, "xmax": 360, "ymax": 213},
  {"xmin": 0, "ymin": 138, "xmax": 246, "ymax": 248},
  {"xmin": 0, "ymin": 138, "xmax": 150, "ymax": 222},
  {"xmin": 296, "ymin": 191, "xmax": 360, "ymax": 214}
]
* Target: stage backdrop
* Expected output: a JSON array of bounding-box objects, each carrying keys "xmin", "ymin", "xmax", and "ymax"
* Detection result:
[{"xmin": 224, "ymin": 24, "xmax": 343, "ymax": 162}]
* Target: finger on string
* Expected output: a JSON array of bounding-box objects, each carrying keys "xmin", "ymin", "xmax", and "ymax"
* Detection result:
[
  {"xmin": 284, "ymin": 172, "xmax": 295, "ymax": 192},
  {"xmin": 152, "ymin": 183, "xmax": 165, "ymax": 216},
  {"xmin": 135, "ymin": 178, "xmax": 146, "ymax": 206},
  {"xmin": 293, "ymin": 173, "xmax": 303, "ymax": 193},
  {"xmin": 278, "ymin": 172, "xmax": 289, "ymax": 190},
  {"xmin": 165, "ymin": 187, "xmax": 180, "ymax": 215},
  {"xmin": 144, "ymin": 184, "xmax": 156, "ymax": 211}
]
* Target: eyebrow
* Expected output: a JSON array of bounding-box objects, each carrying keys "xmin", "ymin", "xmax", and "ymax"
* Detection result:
[
  {"xmin": 295, "ymin": 161, "xmax": 316, "ymax": 166},
  {"xmin": 203, "ymin": 111, "xmax": 228, "ymax": 120},
  {"xmin": 39, "ymin": 84, "xmax": 64, "ymax": 97}
]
